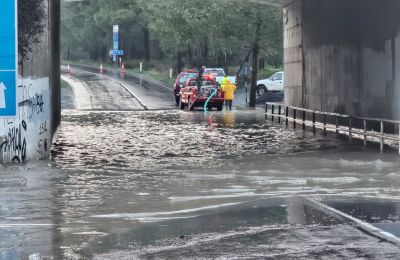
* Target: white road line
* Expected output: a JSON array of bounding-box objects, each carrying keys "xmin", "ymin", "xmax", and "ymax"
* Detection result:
[
  {"xmin": 66, "ymin": 67, "xmax": 148, "ymax": 110},
  {"xmin": 0, "ymin": 224, "xmax": 53, "ymax": 227},
  {"xmin": 305, "ymin": 197, "xmax": 400, "ymax": 245}
]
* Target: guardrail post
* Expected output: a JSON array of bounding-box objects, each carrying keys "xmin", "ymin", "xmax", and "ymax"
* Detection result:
[
  {"xmin": 285, "ymin": 107, "xmax": 289, "ymax": 126},
  {"xmin": 312, "ymin": 112, "xmax": 316, "ymax": 133},
  {"xmin": 302, "ymin": 110, "xmax": 306, "ymax": 130},
  {"xmin": 323, "ymin": 114, "xmax": 327, "ymax": 134},
  {"xmin": 293, "ymin": 109, "xmax": 297, "ymax": 129},
  {"xmin": 398, "ymin": 123, "xmax": 400, "ymax": 156},
  {"xmin": 380, "ymin": 120, "xmax": 384, "ymax": 153},
  {"xmin": 363, "ymin": 120, "xmax": 367, "ymax": 147},
  {"xmin": 271, "ymin": 104, "xmax": 275, "ymax": 122},
  {"xmin": 265, "ymin": 103, "xmax": 268, "ymax": 115},
  {"xmin": 349, "ymin": 117, "xmax": 352, "ymax": 143},
  {"xmin": 0, "ymin": 137, "xmax": 3, "ymax": 164},
  {"xmin": 335, "ymin": 116, "xmax": 339, "ymax": 136},
  {"xmin": 278, "ymin": 105, "xmax": 281, "ymax": 124}
]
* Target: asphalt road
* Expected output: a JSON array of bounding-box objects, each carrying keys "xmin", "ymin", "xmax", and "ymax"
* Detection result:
[{"xmin": 62, "ymin": 65, "xmax": 175, "ymax": 111}]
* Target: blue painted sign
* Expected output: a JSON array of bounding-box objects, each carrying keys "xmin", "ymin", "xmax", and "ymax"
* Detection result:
[
  {"xmin": 113, "ymin": 25, "xmax": 119, "ymax": 51},
  {"xmin": 0, "ymin": 0, "xmax": 17, "ymax": 117},
  {"xmin": 112, "ymin": 50, "xmax": 124, "ymax": 56}
]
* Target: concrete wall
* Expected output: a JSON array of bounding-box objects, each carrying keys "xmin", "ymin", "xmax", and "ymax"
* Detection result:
[
  {"xmin": 0, "ymin": 0, "xmax": 60, "ymax": 163},
  {"xmin": 284, "ymin": 0, "xmax": 400, "ymax": 120}
]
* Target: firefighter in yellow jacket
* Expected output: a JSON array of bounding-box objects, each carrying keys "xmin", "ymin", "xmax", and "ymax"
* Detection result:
[{"xmin": 221, "ymin": 79, "xmax": 237, "ymax": 111}]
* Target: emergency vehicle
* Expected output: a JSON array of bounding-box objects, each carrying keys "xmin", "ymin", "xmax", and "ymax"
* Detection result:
[{"xmin": 179, "ymin": 76, "xmax": 224, "ymax": 111}]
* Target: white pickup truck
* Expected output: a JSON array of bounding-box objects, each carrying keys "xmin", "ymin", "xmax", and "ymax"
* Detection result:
[{"xmin": 204, "ymin": 68, "xmax": 236, "ymax": 85}]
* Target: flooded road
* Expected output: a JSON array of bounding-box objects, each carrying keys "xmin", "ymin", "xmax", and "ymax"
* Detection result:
[{"xmin": 2, "ymin": 67, "xmax": 400, "ymax": 259}]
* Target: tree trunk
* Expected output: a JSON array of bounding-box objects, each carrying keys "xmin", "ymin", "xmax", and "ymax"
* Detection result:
[
  {"xmin": 259, "ymin": 58, "xmax": 265, "ymax": 69},
  {"xmin": 177, "ymin": 51, "xmax": 183, "ymax": 73},
  {"xmin": 188, "ymin": 45, "xmax": 192, "ymax": 66},
  {"xmin": 201, "ymin": 36, "xmax": 208, "ymax": 65},
  {"xmin": 249, "ymin": 21, "xmax": 262, "ymax": 108},
  {"xmin": 223, "ymin": 51, "xmax": 228, "ymax": 74},
  {"xmin": 143, "ymin": 27, "xmax": 150, "ymax": 62}
]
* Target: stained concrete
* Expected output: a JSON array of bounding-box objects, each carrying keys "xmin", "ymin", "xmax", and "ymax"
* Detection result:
[
  {"xmin": 0, "ymin": 0, "xmax": 60, "ymax": 163},
  {"xmin": 283, "ymin": 0, "xmax": 400, "ymax": 120}
]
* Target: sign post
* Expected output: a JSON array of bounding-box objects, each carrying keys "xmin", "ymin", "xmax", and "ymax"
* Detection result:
[
  {"xmin": 113, "ymin": 25, "xmax": 119, "ymax": 66},
  {"xmin": 0, "ymin": 0, "xmax": 17, "ymax": 117}
]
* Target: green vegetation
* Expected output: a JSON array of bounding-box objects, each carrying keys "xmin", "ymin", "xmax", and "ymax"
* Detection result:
[
  {"xmin": 61, "ymin": 0, "xmax": 283, "ymax": 107},
  {"xmin": 61, "ymin": 79, "xmax": 71, "ymax": 89}
]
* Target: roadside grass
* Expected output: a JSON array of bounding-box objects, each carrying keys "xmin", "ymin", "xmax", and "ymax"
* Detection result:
[
  {"xmin": 258, "ymin": 67, "xmax": 282, "ymax": 80},
  {"xmin": 62, "ymin": 59, "xmax": 176, "ymax": 86},
  {"xmin": 61, "ymin": 79, "xmax": 71, "ymax": 89},
  {"xmin": 62, "ymin": 59, "xmax": 282, "ymax": 86}
]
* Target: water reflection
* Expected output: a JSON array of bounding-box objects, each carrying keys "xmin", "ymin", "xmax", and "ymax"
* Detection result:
[
  {"xmin": 0, "ymin": 163, "xmax": 63, "ymax": 259},
  {"xmin": 3, "ymin": 108, "xmax": 400, "ymax": 258}
]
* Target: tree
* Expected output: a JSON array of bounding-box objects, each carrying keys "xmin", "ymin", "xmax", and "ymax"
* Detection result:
[
  {"xmin": 218, "ymin": 1, "xmax": 282, "ymax": 108},
  {"xmin": 60, "ymin": 0, "xmax": 283, "ymax": 82},
  {"xmin": 18, "ymin": 0, "xmax": 46, "ymax": 62}
]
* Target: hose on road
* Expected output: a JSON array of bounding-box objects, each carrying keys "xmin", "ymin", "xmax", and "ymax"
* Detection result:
[{"xmin": 203, "ymin": 88, "xmax": 218, "ymax": 113}]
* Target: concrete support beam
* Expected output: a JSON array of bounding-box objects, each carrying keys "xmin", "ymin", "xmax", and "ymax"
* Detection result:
[{"xmin": 284, "ymin": 0, "xmax": 400, "ymax": 120}]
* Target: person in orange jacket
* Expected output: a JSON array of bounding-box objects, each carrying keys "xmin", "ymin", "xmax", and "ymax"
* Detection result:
[{"xmin": 221, "ymin": 79, "xmax": 237, "ymax": 111}]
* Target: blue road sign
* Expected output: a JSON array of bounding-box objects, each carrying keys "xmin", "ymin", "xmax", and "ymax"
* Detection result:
[
  {"xmin": 113, "ymin": 33, "xmax": 118, "ymax": 42},
  {"xmin": 0, "ymin": 0, "xmax": 17, "ymax": 117},
  {"xmin": 112, "ymin": 50, "xmax": 124, "ymax": 56},
  {"xmin": 113, "ymin": 41, "xmax": 118, "ymax": 50}
]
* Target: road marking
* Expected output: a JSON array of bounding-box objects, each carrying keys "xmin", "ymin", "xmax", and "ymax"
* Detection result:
[
  {"xmin": 0, "ymin": 224, "xmax": 53, "ymax": 227},
  {"xmin": 66, "ymin": 67, "xmax": 148, "ymax": 110},
  {"xmin": 305, "ymin": 197, "xmax": 400, "ymax": 246}
]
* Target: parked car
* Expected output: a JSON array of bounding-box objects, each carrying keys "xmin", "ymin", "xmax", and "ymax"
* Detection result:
[
  {"xmin": 204, "ymin": 68, "xmax": 236, "ymax": 86},
  {"xmin": 173, "ymin": 71, "xmax": 198, "ymax": 105},
  {"xmin": 179, "ymin": 76, "xmax": 224, "ymax": 111},
  {"xmin": 256, "ymin": 71, "xmax": 284, "ymax": 96}
]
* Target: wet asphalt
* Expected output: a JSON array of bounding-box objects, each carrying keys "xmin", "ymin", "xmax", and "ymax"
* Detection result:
[{"xmin": 1, "ymin": 66, "xmax": 400, "ymax": 259}]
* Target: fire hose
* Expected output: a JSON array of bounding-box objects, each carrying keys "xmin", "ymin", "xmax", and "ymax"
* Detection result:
[{"xmin": 203, "ymin": 88, "xmax": 218, "ymax": 113}]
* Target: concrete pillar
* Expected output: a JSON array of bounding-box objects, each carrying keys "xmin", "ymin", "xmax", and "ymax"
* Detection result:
[
  {"xmin": 0, "ymin": 0, "xmax": 60, "ymax": 163},
  {"xmin": 284, "ymin": 0, "xmax": 400, "ymax": 120},
  {"xmin": 49, "ymin": 0, "xmax": 61, "ymax": 138}
]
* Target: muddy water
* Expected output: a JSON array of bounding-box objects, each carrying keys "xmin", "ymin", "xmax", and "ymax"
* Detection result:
[{"xmin": 2, "ymin": 109, "xmax": 400, "ymax": 258}]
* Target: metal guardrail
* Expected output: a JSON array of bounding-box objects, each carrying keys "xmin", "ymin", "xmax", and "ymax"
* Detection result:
[{"xmin": 265, "ymin": 102, "xmax": 400, "ymax": 154}]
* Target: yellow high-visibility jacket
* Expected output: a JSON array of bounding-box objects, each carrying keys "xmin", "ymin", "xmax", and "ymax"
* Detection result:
[
  {"xmin": 220, "ymin": 76, "xmax": 229, "ymax": 87},
  {"xmin": 222, "ymin": 81, "xmax": 237, "ymax": 100}
]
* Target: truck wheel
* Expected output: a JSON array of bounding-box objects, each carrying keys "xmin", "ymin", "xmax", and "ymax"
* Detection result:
[
  {"xmin": 179, "ymin": 100, "xmax": 185, "ymax": 110},
  {"xmin": 257, "ymin": 85, "xmax": 267, "ymax": 96}
]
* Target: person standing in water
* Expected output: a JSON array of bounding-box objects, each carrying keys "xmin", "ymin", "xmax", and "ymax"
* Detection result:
[{"xmin": 221, "ymin": 79, "xmax": 237, "ymax": 111}]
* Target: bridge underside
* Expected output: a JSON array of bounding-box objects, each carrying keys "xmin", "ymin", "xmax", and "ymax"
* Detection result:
[{"xmin": 264, "ymin": 0, "xmax": 400, "ymax": 119}]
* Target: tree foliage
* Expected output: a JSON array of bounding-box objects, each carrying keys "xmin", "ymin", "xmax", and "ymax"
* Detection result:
[
  {"xmin": 61, "ymin": 0, "xmax": 282, "ymax": 72},
  {"xmin": 18, "ymin": 0, "xmax": 46, "ymax": 61}
]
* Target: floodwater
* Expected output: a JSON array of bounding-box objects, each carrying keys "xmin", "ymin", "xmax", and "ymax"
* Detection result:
[
  {"xmin": 2, "ymin": 109, "xmax": 400, "ymax": 259},
  {"xmin": 2, "ymin": 67, "xmax": 400, "ymax": 259}
]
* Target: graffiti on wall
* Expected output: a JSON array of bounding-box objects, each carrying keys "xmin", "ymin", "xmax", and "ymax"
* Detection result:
[
  {"xmin": 1, "ymin": 78, "xmax": 51, "ymax": 164},
  {"xmin": 0, "ymin": 120, "xmax": 27, "ymax": 163},
  {"xmin": 37, "ymin": 120, "xmax": 48, "ymax": 157},
  {"xmin": 19, "ymin": 83, "xmax": 45, "ymax": 119}
]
